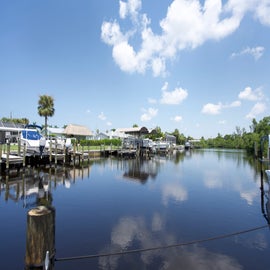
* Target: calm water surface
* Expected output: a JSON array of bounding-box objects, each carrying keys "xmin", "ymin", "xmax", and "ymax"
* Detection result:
[{"xmin": 0, "ymin": 149, "xmax": 270, "ymax": 269}]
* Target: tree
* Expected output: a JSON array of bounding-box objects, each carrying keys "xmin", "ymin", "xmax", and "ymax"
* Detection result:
[
  {"xmin": 38, "ymin": 95, "xmax": 55, "ymax": 136},
  {"xmin": 1, "ymin": 117, "xmax": 29, "ymax": 125},
  {"xmin": 252, "ymin": 116, "xmax": 270, "ymax": 136}
]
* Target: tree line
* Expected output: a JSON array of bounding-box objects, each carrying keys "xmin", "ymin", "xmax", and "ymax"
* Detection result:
[{"xmin": 168, "ymin": 116, "xmax": 270, "ymax": 155}]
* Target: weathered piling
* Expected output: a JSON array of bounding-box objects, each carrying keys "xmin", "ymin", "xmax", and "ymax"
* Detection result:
[
  {"xmin": 25, "ymin": 206, "xmax": 55, "ymax": 270},
  {"xmin": 23, "ymin": 143, "xmax": 26, "ymax": 168},
  {"xmin": 6, "ymin": 141, "xmax": 10, "ymax": 171}
]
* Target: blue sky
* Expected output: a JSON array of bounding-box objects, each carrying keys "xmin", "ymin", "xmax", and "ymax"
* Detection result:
[{"xmin": 1, "ymin": 0, "xmax": 270, "ymax": 138}]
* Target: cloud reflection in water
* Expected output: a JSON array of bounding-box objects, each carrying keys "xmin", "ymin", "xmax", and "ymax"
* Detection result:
[{"xmin": 99, "ymin": 214, "xmax": 243, "ymax": 270}]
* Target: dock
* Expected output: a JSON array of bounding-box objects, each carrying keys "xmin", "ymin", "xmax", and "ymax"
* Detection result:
[
  {"xmin": 0, "ymin": 144, "xmax": 141, "ymax": 174},
  {"xmin": 1, "ymin": 153, "xmax": 24, "ymax": 169}
]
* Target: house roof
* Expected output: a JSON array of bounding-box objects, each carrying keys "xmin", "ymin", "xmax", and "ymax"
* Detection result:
[
  {"xmin": 47, "ymin": 127, "xmax": 65, "ymax": 134},
  {"xmin": 64, "ymin": 124, "xmax": 92, "ymax": 136},
  {"xmin": 0, "ymin": 121, "xmax": 24, "ymax": 129}
]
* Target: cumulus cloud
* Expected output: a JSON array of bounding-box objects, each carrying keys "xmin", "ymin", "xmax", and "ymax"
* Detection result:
[
  {"xmin": 101, "ymin": 0, "xmax": 270, "ymax": 76},
  {"xmin": 119, "ymin": 0, "xmax": 141, "ymax": 21},
  {"xmin": 246, "ymin": 102, "xmax": 267, "ymax": 119},
  {"xmin": 202, "ymin": 102, "xmax": 223, "ymax": 115},
  {"xmin": 140, "ymin": 107, "xmax": 158, "ymax": 121},
  {"xmin": 231, "ymin": 46, "xmax": 265, "ymax": 60},
  {"xmin": 160, "ymin": 84, "xmax": 188, "ymax": 105},
  {"xmin": 201, "ymin": 99, "xmax": 241, "ymax": 115},
  {"xmin": 255, "ymin": 0, "xmax": 270, "ymax": 25},
  {"xmin": 238, "ymin": 86, "xmax": 264, "ymax": 101}
]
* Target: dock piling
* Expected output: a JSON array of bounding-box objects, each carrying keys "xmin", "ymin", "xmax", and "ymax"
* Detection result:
[{"xmin": 25, "ymin": 206, "xmax": 55, "ymax": 269}]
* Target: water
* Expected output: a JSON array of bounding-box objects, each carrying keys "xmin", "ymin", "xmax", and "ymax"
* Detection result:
[{"xmin": 1, "ymin": 149, "xmax": 270, "ymax": 269}]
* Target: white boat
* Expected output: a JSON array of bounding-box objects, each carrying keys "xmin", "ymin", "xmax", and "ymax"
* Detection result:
[
  {"xmin": 154, "ymin": 140, "xmax": 170, "ymax": 151},
  {"xmin": 20, "ymin": 128, "xmax": 45, "ymax": 155},
  {"xmin": 184, "ymin": 141, "xmax": 191, "ymax": 150},
  {"xmin": 142, "ymin": 138, "xmax": 154, "ymax": 148}
]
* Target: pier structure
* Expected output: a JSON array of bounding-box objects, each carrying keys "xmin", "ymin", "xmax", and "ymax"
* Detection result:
[{"xmin": 0, "ymin": 142, "xmax": 144, "ymax": 174}]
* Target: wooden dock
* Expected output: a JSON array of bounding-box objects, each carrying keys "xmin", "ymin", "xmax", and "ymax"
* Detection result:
[
  {"xmin": 0, "ymin": 145, "xmax": 140, "ymax": 174},
  {"xmin": 1, "ymin": 153, "xmax": 24, "ymax": 170}
]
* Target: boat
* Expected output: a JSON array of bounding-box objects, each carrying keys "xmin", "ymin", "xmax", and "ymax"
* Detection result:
[
  {"xmin": 184, "ymin": 141, "xmax": 191, "ymax": 150},
  {"xmin": 45, "ymin": 137, "xmax": 66, "ymax": 153},
  {"xmin": 20, "ymin": 127, "xmax": 45, "ymax": 155},
  {"xmin": 153, "ymin": 140, "xmax": 170, "ymax": 152}
]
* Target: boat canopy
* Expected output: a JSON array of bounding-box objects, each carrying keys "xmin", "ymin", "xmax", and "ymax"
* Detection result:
[{"xmin": 21, "ymin": 130, "xmax": 42, "ymax": 140}]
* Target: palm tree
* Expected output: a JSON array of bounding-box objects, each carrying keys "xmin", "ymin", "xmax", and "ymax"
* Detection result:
[{"xmin": 38, "ymin": 95, "xmax": 55, "ymax": 136}]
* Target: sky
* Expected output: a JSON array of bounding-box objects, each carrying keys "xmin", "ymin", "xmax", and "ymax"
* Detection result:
[{"xmin": 0, "ymin": 0, "xmax": 270, "ymax": 138}]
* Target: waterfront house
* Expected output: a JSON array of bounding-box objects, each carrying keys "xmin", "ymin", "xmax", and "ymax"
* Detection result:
[
  {"xmin": 0, "ymin": 121, "xmax": 24, "ymax": 143},
  {"xmin": 64, "ymin": 124, "xmax": 93, "ymax": 140},
  {"xmin": 115, "ymin": 127, "xmax": 149, "ymax": 138}
]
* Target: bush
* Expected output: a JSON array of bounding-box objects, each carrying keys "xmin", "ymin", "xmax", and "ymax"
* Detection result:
[{"xmin": 79, "ymin": 139, "xmax": 121, "ymax": 147}]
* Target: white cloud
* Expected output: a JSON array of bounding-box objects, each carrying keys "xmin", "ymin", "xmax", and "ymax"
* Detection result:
[
  {"xmin": 140, "ymin": 107, "xmax": 158, "ymax": 121},
  {"xmin": 160, "ymin": 86, "xmax": 188, "ymax": 105},
  {"xmin": 101, "ymin": 21, "xmax": 125, "ymax": 46},
  {"xmin": 238, "ymin": 86, "xmax": 264, "ymax": 101},
  {"xmin": 101, "ymin": 0, "xmax": 270, "ymax": 76},
  {"xmin": 246, "ymin": 102, "xmax": 267, "ymax": 119},
  {"xmin": 172, "ymin": 115, "xmax": 183, "ymax": 122},
  {"xmin": 161, "ymin": 81, "xmax": 169, "ymax": 91},
  {"xmin": 112, "ymin": 41, "xmax": 139, "ymax": 73},
  {"xmin": 202, "ymin": 102, "xmax": 223, "ymax": 115},
  {"xmin": 106, "ymin": 121, "xmax": 112, "ymax": 126},
  {"xmin": 119, "ymin": 0, "xmax": 142, "ymax": 21},
  {"xmin": 98, "ymin": 112, "xmax": 107, "ymax": 121},
  {"xmin": 255, "ymin": 0, "xmax": 270, "ymax": 25},
  {"xmin": 201, "ymin": 99, "xmax": 241, "ymax": 115},
  {"xmin": 231, "ymin": 46, "xmax": 265, "ymax": 60},
  {"xmin": 229, "ymin": 100, "xmax": 241, "ymax": 107}
]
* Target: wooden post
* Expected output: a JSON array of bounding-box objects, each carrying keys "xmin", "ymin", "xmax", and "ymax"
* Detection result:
[
  {"xmin": 73, "ymin": 142, "xmax": 76, "ymax": 166},
  {"xmin": 25, "ymin": 206, "xmax": 55, "ymax": 269},
  {"xmin": 82, "ymin": 145, "xmax": 84, "ymax": 164},
  {"xmin": 54, "ymin": 139, "xmax": 57, "ymax": 166},
  {"xmin": 23, "ymin": 143, "xmax": 26, "ymax": 168},
  {"xmin": 6, "ymin": 141, "xmax": 10, "ymax": 172},
  {"xmin": 63, "ymin": 140, "xmax": 66, "ymax": 165},
  {"xmin": 18, "ymin": 137, "xmax": 21, "ymax": 156},
  {"xmin": 49, "ymin": 139, "xmax": 52, "ymax": 166}
]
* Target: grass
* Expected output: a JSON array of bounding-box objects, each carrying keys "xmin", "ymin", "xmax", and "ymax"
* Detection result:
[{"xmin": 0, "ymin": 143, "xmax": 121, "ymax": 153}]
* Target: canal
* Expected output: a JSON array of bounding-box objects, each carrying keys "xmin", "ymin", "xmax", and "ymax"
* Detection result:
[{"xmin": 0, "ymin": 149, "xmax": 269, "ymax": 269}]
